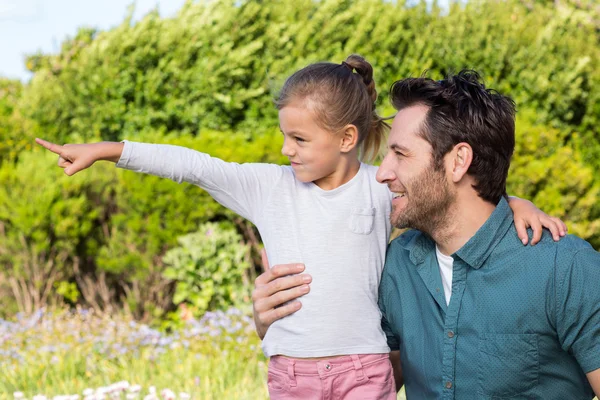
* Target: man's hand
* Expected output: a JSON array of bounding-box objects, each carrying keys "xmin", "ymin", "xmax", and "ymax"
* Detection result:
[
  {"xmin": 389, "ymin": 350, "xmax": 404, "ymax": 392},
  {"xmin": 252, "ymin": 249, "xmax": 312, "ymax": 339}
]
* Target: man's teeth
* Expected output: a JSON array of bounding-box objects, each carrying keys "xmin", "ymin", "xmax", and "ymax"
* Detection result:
[{"xmin": 393, "ymin": 192, "xmax": 406, "ymax": 199}]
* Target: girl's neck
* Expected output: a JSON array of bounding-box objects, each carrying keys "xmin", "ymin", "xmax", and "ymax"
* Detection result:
[{"xmin": 313, "ymin": 157, "xmax": 361, "ymax": 191}]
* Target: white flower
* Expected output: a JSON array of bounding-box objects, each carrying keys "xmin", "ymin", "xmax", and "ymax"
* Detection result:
[
  {"xmin": 13, "ymin": 392, "xmax": 24, "ymax": 399},
  {"xmin": 160, "ymin": 389, "xmax": 176, "ymax": 400},
  {"xmin": 111, "ymin": 381, "xmax": 129, "ymax": 391},
  {"xmin": 128, "ymin": 385, "xmax": 142, "ymax": 393},
  {"xmin": 83, "ymin": 389, "xmax": 94, "ymax": 396},
  {"xmin": 179, "ymin": 393, "xmax": 191, "ymax": 400}
]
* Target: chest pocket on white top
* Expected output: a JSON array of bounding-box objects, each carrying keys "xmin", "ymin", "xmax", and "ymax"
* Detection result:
[{"xmin": 349, "ymin": 207, "xmax": 376, "ymax": 235}]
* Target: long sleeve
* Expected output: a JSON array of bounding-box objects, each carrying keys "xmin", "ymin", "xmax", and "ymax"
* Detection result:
[{"xmin": 116, "ymin": 141, "xmax": 285, "ymax": 223}]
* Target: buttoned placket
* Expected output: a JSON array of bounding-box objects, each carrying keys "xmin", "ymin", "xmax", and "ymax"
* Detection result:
[
  {"xmin": 416, "ymin": 250, "xmax": 468, "ymax": 399},
  {"xmin": 440, "ymin": 257, "xmax": 467, "ymax": 399}
]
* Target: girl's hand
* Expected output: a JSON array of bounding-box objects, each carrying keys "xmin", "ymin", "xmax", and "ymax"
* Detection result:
[
  {"xmin": 508, "ymin": 196, "xmax": 568, "ymax": 245},
  {"xmin": 35, "ymin": 138, "xmax": 123, "ymax": 176}
]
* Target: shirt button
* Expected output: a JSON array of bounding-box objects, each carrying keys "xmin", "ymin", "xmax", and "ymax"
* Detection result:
[
  {"xmin": 448, "ymin": 331, "xmax": 455, "ymax": 338},
  {"xmin": 446, "ymin": 381, "xmax": 453, "ymax": 389}
]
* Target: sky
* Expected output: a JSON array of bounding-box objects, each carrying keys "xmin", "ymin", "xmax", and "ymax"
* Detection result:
[{"xmin": 0, "ymin": 0, "xmax": 188, "ymax": 81}]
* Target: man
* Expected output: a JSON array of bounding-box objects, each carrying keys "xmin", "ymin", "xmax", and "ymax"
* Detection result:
[{"xmin": 253, "ymin": 70, "xmax": 600, "ymax": 398}]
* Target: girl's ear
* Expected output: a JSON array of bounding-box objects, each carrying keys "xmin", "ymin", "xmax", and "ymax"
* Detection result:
[{"xmin": 340, "ymin": 124, "xmax": 359, "ymax": 153}]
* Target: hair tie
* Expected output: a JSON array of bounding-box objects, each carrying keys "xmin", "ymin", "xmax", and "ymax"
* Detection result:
[{"xmin": 341, "ymin": 61, "xmax": 354, "ymax": 72}]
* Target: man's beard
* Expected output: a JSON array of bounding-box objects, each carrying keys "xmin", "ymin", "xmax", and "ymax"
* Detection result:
[{"xmin": 391, "ymin": 163, "xmax": 455, "ymax": 235}]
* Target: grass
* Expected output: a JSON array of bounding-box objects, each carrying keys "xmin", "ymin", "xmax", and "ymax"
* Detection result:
[
  {"xmin": 0, "ymin": 308, "xmax": 268, "ymax": 399},
  {"xmin": 0, "ymin": 308, "xmax": 407, "ymax": 400}
]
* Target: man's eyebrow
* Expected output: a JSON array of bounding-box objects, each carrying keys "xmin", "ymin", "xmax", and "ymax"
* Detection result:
[{"xmin": 390, "ymin": 143, "xmax": 410, "ymax": 153}]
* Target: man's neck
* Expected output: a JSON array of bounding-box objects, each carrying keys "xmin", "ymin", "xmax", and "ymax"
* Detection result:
[{"xmin": 431, "ymin": 193, "xmax": 497, "ymax": 256}]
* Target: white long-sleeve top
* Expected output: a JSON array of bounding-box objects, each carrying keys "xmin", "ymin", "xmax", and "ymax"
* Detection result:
[{"xmin": 116, "ymin": 141, "xmax": 392, "ymax": 357}]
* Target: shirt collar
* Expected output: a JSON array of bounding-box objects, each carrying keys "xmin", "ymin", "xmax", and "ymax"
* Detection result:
[{"xmin": 399, "ymin": 197, "xmax": 513, "ymax": 269}]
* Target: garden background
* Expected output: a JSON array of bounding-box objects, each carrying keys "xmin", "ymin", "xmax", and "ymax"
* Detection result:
[{"xmin": 0, "ymin": 0, "xmax": 599, "ymax": 398}]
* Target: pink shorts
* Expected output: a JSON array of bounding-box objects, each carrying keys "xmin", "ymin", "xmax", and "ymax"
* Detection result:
[{"xmin": 267, "ymin": 353, "xmax": 396, "ymax": 400}]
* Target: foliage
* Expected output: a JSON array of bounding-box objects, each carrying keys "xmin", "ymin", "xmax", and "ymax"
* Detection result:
[
  {"xmin": 12, "ymin": 0, "xmax": 600, "ymax": 141},
  {"xmin": 0, "ymin": 131, "xmax": 283, "ymax": 319},
  {"xmin": 0, "ymin": 0, "xmax": 598, "ymax": 316},
  {"xmin": 0, "ymin": 150, "xmax": 111, "ymax": 316},
  {"xmin": 0, "ymin": 78, "xmax": 31, "ymax": 163},
  {"xmin": 508, "ymin": 112, "xmax": 600, "ymax": 249},
  {"xmin": 163, "ymin": 222, "xmax": 251, "ymax": 316}
]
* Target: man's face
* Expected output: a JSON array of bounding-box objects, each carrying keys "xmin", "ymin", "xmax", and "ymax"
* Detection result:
[{"xmin": 376, "ymin": 105, "xmax": 455, "ymax": 233}]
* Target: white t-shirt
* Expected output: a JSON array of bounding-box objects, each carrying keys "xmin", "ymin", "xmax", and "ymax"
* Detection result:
[
  {"xmin": 116, "ymin": 141, "xmax": 393, "ymax": 358},
  {"xmin": 435, "ymin": 245, "xmax": 454, "ymax": 306}
]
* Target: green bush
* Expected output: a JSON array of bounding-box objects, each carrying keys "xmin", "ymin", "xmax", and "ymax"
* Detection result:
[
  {"xmin": 0, "ymin": 79, "xmax": 31, "ymax": 163},
  {"xmin": 0, "ymin": 150, "xmax": 112, "ymax": 317},
  {"xmin": 508, "ymin": 112, "xmax": 600, "ymax": 249},
  {"xmin": 163, "ymin": 222, "xmax": 251, "ymax": 315},
  {"xmin": 1, "ymin": 0, "xmax": 599, "ymax": 316},
  {"xmin": 14, "ymin": 0, "xmax": 599, "ymax": 142},
  {"xmin": 0, "ymin": 130, "xmax": 284, "ymax": 318}
]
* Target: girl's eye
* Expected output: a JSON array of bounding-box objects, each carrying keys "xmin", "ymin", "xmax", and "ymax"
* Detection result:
[{"xmin": 295, "ymin": 137, "xmax": 305, "ymax": 142}]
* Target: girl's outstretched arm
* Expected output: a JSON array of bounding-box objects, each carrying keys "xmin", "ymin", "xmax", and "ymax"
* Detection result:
[
  {"xmin": 35, "ymin": 138, "xmax": 124, "ymax": 176},
  {"xmin": 38, "ymin": 139, "xmax": 284, "ymax": 224},
  {"xmin": 507, "ymin": 196, "xmax": 568, "ymax": 245}
]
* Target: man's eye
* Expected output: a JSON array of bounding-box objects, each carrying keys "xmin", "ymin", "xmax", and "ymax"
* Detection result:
[{"xmin": 395, "ymin": 151, "xmax": 404, "ymax": 157}]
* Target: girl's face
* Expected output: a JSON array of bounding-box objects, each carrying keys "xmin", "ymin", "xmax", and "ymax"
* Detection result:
[{"xmin": 279, "ymin": 102, "xmax": 344, "ymax": 189}]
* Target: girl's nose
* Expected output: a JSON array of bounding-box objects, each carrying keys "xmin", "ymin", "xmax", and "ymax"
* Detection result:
[{"xmin": 281, "ymin": 139, "xmax": 295, "ymax": 157}]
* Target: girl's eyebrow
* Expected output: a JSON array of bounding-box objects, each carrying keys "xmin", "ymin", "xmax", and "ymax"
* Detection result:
[{"xmin": 279, "ymin": 127, "xmax": 306, "ymax": 136}]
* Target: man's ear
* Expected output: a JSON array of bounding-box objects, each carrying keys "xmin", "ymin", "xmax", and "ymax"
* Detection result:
[
  {"xmin": 448, "ymin": 142, "xmax": 473, "ymax": 183},
  {"xmin": 340, "ymin": 124, "xmax": 359, "ymax": 153}
]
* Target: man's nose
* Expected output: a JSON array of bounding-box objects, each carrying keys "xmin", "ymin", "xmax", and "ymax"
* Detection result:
[{"xmin": 376, "ymin": 154, "xmax": 394, "ymax": 184}]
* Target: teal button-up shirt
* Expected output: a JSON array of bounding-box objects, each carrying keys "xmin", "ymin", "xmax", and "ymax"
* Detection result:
[{"xmin": 379, "ymin": 197, "xmax": 600, "ymax": 399}]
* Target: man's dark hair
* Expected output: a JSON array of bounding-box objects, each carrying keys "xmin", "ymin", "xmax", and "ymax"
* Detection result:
[{"xmin": 390, "ymin": 70, "xmax": 516, "ymax": 204}]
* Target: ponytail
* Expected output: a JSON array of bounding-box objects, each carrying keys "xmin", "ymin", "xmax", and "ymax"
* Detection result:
[{"xmin": 343, "ymin": 55, "xmax": 389, "ymax": 162}]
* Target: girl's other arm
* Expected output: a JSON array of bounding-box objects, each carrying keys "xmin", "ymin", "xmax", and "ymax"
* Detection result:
[{"xmin": 507, "ymin": 196, "xmax": 568, "ymax": 245}]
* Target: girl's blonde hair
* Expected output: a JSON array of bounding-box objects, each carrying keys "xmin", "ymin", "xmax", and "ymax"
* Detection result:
[{"xmin": 275, "ymin": 55, "xmax": 389, "ymax": 162}]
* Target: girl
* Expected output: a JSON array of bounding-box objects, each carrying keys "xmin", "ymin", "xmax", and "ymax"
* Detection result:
[{"xmin": 37, "ymin": 55, "xmax": 565, "ymax": 399}]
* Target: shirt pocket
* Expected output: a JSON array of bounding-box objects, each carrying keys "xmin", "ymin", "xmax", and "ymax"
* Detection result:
[
  {"xmin": 477, "ymin": 333, "xmax": 539, "ymax": 399},
  {"xmin": 348, "ymin": 207, "xmax": 376, "ymax": 235}
]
